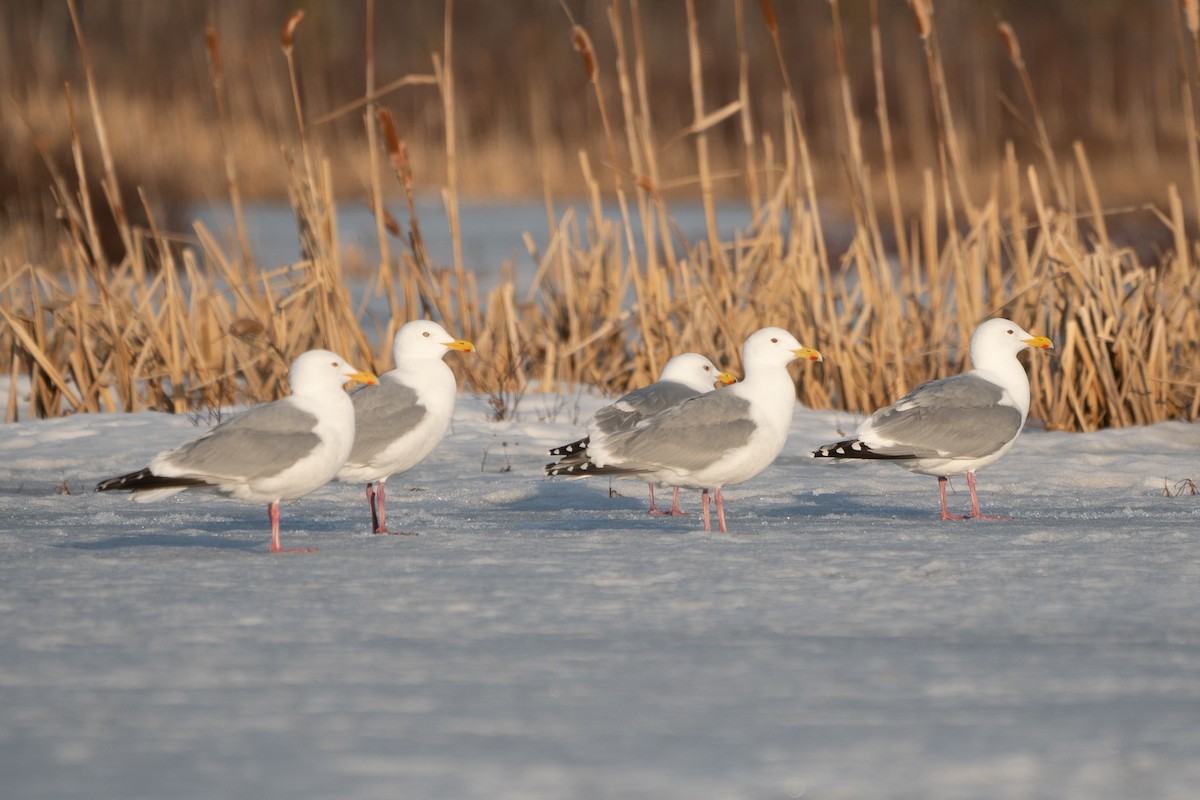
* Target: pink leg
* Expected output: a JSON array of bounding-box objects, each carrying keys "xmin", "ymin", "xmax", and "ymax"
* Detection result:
[
  {"xmin": 714, "ymin": 487, "xmax": 728, "ymax": 533},
  {"xmin": 702, "ymin": 489, "xmax": 712, "ymax": 531},
  {"xmin": 938, "ymin": 476, "xmax": 969, "ymax": 521},
  {"xmin": 669, "ymin": 487, "xmax": 688, "ymax": 516},
  {"xmin": 268, "ymin": 501, "xmax": 315, "ymax": 553},
  {"xmin": 967, "ymin": 471, "xmax": 1012, "ymax": 520},
  {"xmin": 647, "ymin": 483, "xmax": 668, "ymax": 515},
  {"xmin": 375, "ymin": 480, "xmax": 389, "ymax": 533},
  {"xmin": 371, "ymin": 479, "xmax": 414, "ymax": 535},
  {"xmin": 366, "ymin": 483, "xmax": 382, "ymax": 532}
]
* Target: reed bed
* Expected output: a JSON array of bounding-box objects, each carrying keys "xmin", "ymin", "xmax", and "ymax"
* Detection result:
[{"xmin": 2, "ymin": 1, "xmax": 1199, "ymax": 433}]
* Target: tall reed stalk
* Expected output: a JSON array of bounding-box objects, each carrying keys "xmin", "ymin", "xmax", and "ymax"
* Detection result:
[{"xmin": 2, "ymin": 2, "xmax": 1198, "ymax": 434}]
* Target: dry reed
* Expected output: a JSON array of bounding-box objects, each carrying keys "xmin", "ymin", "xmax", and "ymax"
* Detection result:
[{"xmin": 2, "ymin": 2, "xmax": 1198, "ymax": 434}]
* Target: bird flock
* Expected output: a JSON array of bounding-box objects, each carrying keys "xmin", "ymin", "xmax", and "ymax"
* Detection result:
[{"xmin": 96, "ymin": 317, "xmax": 1053, "ymax": 551}]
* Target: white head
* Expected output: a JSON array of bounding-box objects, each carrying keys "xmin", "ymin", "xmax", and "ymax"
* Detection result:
[
  {"xmin": 289, "ymin": 349, "xmax": 377, "ymax": 396},
  {"xmin": 392, "ymin": 319, "xmax": 475, "ymax": 364},
  {"xmin": 969, "ymin": 318, "xmax": 1053, "ymax": 370},
  {"xmin": 741, "ymin": 327, "xmax": 823, "ymax": 371},
  {"xmin": 658, "ymin": 353, "xmax": 736, "ymax": 392}
]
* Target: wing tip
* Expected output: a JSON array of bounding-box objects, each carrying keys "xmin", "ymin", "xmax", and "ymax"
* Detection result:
[{"xmin": 811, "ymin": 439, "xmax": 871, "ymax": 459}]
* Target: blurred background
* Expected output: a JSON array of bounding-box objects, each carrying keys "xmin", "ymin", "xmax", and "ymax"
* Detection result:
[{"xmin": 0, "ymin": 0, "xmax": 1188, "ymax": 234}]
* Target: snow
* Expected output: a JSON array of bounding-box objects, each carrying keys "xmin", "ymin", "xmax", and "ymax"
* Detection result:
[{"xmin": 1, "ymin": 394, "xmax": 1198, "ymax": 799}]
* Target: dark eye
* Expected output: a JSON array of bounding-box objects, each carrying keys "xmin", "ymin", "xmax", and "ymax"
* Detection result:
[
  {"xmin": 703, "ymin": 365, "xmax": 711, "ymax": 372},
  {"xmin": 771, "ymin": 338, "xmax": 779, "ymax": 343},
  {"xmin": 331, "ymin": 361, "xmax": 339, "ymax": 368},
  {"xmin": 422, "ymin": 331, "xmax": 431, "ymax": 337},
  {"xmin": 1007, "ymin": 329, "xmax": 1014, "ymax": 335}
]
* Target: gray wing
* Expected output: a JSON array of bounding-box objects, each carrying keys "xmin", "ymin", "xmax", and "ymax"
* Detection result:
[
  {"xmin": 598, "ymin": 391, "xmax": 756, "ymax": 472},
  {"xmin": 863, "ymin": 373, "xmax": 1022, "ymax": 458},
  {"xmin": 591, "ymin": 380, "xmax": 700, "ymax": 437},
  {"xmin": 347, "ymin": 381, "xmax": 428, "ymax": 464},
  {"xmin": 162, "ymin": 401, "xmax": 321, "ymax": 480}
]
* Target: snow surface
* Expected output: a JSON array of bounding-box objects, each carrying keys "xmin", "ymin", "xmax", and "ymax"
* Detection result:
[{"xmin": 1, "ymin": 393, "xmax": 1198, "ymax": 799}]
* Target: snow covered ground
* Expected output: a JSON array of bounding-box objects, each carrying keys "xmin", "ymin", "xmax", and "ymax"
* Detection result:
[{"xmin": 1, "ymin": 392, "xmax": 1198, "ymax": 799}]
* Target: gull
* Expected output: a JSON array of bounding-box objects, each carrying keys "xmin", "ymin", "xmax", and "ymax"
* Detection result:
[
  {"xmin": 812, "ymin": 317, "xmax": 1053, "ymax": 520},
  {"xmin": 336, "ymin": 320, "xmax": 474, "ymax": 533},
  {"xmin": 548, "ymin": 353, "xmax": 736, "ymax": 515},
  {"xmin": 547, "ymin": 328, "xmax": 822, "ymax": 532},
  {"xmin": 96, "ymin": 350, "xmax": 377, "ymax": 552}
]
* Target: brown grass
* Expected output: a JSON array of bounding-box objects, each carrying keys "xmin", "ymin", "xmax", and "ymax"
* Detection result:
[{"xmin": 2, "ymin": 1, "xmax": 1199, "ymax": 432}]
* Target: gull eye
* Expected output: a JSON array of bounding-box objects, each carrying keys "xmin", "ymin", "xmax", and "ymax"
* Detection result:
[
  {"xmin": 770, "ymin": 337, "xmax": 779, "ymax": 343},
  {"xmin": 331, "ymin": 361, "xmax": 340, "ymax": 368},
  {"xmin": 1007, "ymin": 329, "xmax": 1014, "ymax": 335},
  {"xmin": 422, "ymin": 331, "xmax": 431, "ymax": 337},
  {"xmin": 703, "ymin": 365, "xmax": 711, "ymax": 372}
]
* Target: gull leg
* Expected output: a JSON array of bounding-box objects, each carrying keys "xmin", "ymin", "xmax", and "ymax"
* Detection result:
[
  {"xmin": 702, "ymin": 489, "xmax": 712, "ymax": 531},
  {"xmin": 714, "ymin": 488, "xmax": 728, "ymax": 533},
  {"xmin": 647, "ymin": 483, "xmax": 669, "ymax": 516},
  {"xmin": 366, "ymin": 483, "xmax": 383, "ymax": 533},
  {"xmin": 375, "ymin": 480, "xmax": 389, "ymax": 534},
  {"xmin": 939, "ymin": 476, "xmax": 969, "ymax": 521},
  {"xmin": 268, "ymin": 501, "xmax": 315, "ymax": 553},
  {"xmin": 967, "ymin": 471, "xmax": 1012, "ymax": 520},
  {"xmin": 669, "ymin": 487, "xmax": 688, "ymax": 516},
  {"xmin": 373, "ymin": 479, "xmax": 415, "ymax": 535}
]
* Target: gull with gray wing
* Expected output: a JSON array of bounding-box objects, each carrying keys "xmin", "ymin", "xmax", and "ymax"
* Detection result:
[
  {"xmin": 548, "ymin": 328, "xmax": 822, "ymax": 533},
  {"xmin": 96, "ymin": 350, "xmax": 377, "ymax": 553},
  {"xmin": 548, "ymin": 352, "xmax": 736, "ymax": 515},
  {"xmin": 812, "ymin": 317, "xmax": 1053, "ymax": 520},
  {"xmin": 337, "ymin": 320, "xmax": 475, "ymax": 534}
]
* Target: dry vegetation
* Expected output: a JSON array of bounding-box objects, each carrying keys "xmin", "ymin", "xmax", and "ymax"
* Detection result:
[{"xmin": 2, "ymin": 0, "xmax": 1199, "ymax": 432}]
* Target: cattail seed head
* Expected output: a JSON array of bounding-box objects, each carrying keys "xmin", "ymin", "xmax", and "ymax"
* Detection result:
[
  {"xmin": 281, "ymin": 10, "xmax": 304, "ymax": 53},
  {"xmin": 572, "ymin": 25, "xmax": 597, "ymax": 83},
  {"xmin": 205, "ymin": 27, "xmax": 222, "ymax": 81},
  {"xmin": 759, "ymin": 0, "xmax": 778, "ymax": 36},
  {"xmin": 230, "ymin": 318, "xmax": 265, "ymax": 338},
  {"xmin": 383, "ymin": 207, "xmax": 402, "ymax": 237},
  {"xmin": 909, "ymin": 0, "xmax": 933, "ymax": 40},
  {"xmin": 998, "ymin": 21, "xmax": 1023, "ymax": 67},
  {"xmin": 376, "ymin": 108, "xmax": 409, "ymax": 172}
]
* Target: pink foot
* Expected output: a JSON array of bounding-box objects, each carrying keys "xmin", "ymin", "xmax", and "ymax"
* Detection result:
[{"xmin": 267, "ymin": 502, "xmax": 314, "ymax": 552}]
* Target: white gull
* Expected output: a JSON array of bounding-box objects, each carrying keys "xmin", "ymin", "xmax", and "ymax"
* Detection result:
[
  {"xmin": 96, "ymin": 350, "xmax": 377, "ymax": 552},
  {"xmin": 812, "ymin": 317, "xmax": 1053, "ymax": 520},
  {"xmin": 336, "ymin": 320, "xmax": 474, "ymax": 533},
  {"xmin": 548, "ymin": 353, "xmax": 736, "ymax": 515},
  {"xmin": 548, "ymin": 328, "xmax": 822, "ymax": 532}
]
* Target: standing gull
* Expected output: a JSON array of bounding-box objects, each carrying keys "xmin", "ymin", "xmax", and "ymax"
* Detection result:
[
  {"xmin": 96, "ymin": 350, "xmax": 377, "ymax": 553},
  {"xmin": 812, "ymin": 317, "xmax": 1053, "ymax": 520},
  {"xmin": 337, "ymin": 320, "xmax": 475, "ymax": 534},
  {"xmin": 547, "ymin": 328, "xmax": 822, "ymax": 532},
  {"xmin": 549, "ymin": 353, "xmax": 736, "ymax": 516}
]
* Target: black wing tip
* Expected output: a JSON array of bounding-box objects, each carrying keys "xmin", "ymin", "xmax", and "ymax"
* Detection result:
[
  {"xmin": 812, "ymin": 439, "xmax": 917, "ymax": 461},
  {"xmin": 545, "ymin": 458, "xmax": 636, "ymax": 478},
  {"xmin": 95, "ymin": 468, "xmax": 207, "ymax": 493},
  {"xmin": 812, "ymin": 439, "xmax": 871, "ymax": 459},
  {"xmin": 548, "ymin": 436, "xmax": 590, "ymax": 457},
  {"xmin": 95, "ymin": 467, "xmax": 151, "ymax": 492},
  {"xmin": 545, "ymin": 459, "xmax": 595, "ymax": 477}
]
